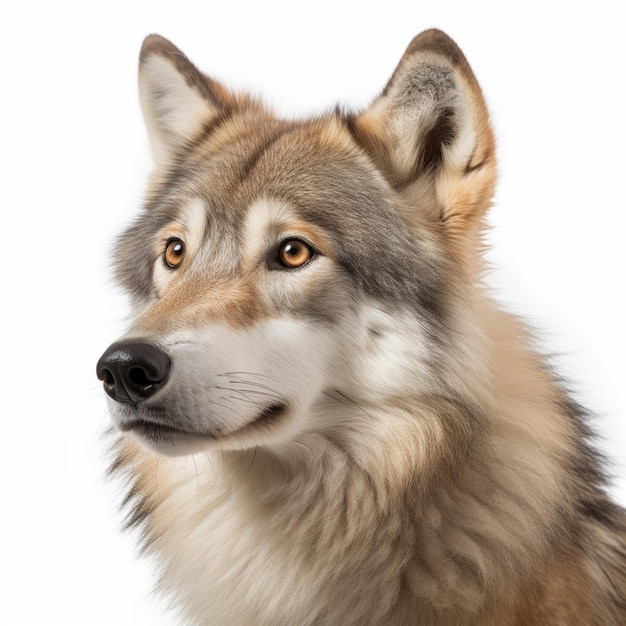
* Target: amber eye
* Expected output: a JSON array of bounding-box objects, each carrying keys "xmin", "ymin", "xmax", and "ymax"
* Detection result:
[
  {"xmin": 164, "ymin": 238, "xmax": 185, "ymax": 268},
  {"xmin": 278, "ymin": 239, "xmax": 313, "ymax": 268}
]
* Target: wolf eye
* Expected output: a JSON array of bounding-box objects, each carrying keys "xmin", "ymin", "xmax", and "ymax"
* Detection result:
[
  {"xmin": 278, "ymin": 239, "xmax": 313, "ymax": 268},
  {"xmin": 164, "ymin": 238, "xmax": 185, "ymax": 268}
]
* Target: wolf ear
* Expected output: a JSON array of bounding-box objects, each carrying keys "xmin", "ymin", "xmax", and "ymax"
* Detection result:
[
  {"xmin": 138, "ymin": 34, "xmax": 233, "ymax": 166},
  {"xmin": 354, "ymin": 30, "xmax": 496, "ymax": 253}
]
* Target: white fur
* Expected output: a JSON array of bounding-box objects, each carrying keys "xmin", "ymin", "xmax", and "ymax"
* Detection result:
[
  {"xmin": 139, "ymin": 56, "xmax": 212, "ymax": 165},
  {"xmin": 118, "ymin": 295, "xmax": 583, "ymax": 624},
  {"xmin": 153, "ymin": 197, "xmax": 208, "ymax": 295}
]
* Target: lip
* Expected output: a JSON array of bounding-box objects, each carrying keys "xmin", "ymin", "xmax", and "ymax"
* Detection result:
[
  {"xmin": 228, "ymin": 403, "xmax": 287, "ymax": 437},
  {"xmin": 119, "ymin": 416, "xmax": 214, "ymax": 455},
  {"xmin": 121, "ymin": 418, "xmax": 200, "ymax": 438},
  {"xmin": 115, "ymin": 403, "xmax": 288, "ymax": 454}
]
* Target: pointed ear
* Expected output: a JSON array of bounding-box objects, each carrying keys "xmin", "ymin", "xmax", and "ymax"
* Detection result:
[
  {"xmin": 353, "ymin": 30, "xmax": 496, "ymax": 252},
  {"xmin": 138, "ymin": 35, "xmax": 234, "ymax": 166}
]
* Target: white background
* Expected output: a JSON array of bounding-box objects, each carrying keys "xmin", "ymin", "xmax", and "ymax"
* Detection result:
[{"xmin": 1, "ymin": 1, "xmax": 624, "ymax": 624}]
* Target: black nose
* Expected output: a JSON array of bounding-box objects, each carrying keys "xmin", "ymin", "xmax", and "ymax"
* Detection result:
[{"xmin": 96, "ymin": 341, "xmax": 171, "ymax": 404}]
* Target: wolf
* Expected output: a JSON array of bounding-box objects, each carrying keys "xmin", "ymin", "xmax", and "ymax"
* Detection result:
[{"xmin": 97, "ymin": 29, "xmax": 626, "ymax": 624}]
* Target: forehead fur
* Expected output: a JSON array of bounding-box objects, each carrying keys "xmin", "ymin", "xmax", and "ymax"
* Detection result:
[{"xmin": 116, "ymin": 109, "xmax": 450, "ymax": 325}]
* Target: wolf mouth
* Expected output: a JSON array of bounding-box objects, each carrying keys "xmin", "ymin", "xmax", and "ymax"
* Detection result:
[
  {"xmin": 232, "ymin": 402, "xmax": 288, "ymax": 436},
  {"xmin": 120, "ymin": 402, "xmax": 288, "ymax": 447},
  {"xmin": 121, "ymin": 418, "xmax": 195, "ymax": 439}
]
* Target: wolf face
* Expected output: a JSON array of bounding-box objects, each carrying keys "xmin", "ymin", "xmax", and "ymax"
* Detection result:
[
  {"xmin": 97, "ymin": 31, "xmax": 626, "ymax": 625},
  {"xmin": 97, "ymin": 31, "xmax": 493, "ymax": 458}
]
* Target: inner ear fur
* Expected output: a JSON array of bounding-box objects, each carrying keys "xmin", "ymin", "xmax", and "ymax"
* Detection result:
[
  {"xmin": 138, "ymin": 34, "xmax": 236, "ymax": 166},
  {"xmin": 353, "ymin": 29, "xmax": 497, "ymax": 253}
]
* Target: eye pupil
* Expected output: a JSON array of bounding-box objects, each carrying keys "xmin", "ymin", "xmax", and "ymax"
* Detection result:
[
  {"xmin": 279, "ymin": 239, "xmax": 313, "ymax": 268},
  {"xmin": 164, "ymin": 238, "xmax": 185, "ymax": 268}
]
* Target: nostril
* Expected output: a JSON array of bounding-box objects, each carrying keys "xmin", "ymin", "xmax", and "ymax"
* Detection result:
[
  {"xmin": 100, "ymin": 368, "xmax": 115, "ymax": 387},
  {"xmin": 128, "ymin": 366, "xmax": 154, "ymax": 388}
]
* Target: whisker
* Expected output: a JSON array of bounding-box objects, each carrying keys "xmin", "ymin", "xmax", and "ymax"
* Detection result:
[
  {"xmin": 214, "ymin": 385, "xmax": 286, "ymax": 405},
  {"xmin": 219, "ymin": 371, "xmax": 277, "ymax": 380},
  {"xmin": 221, "ymin": 395, "xmax": 273, "ymax": 407},
  {"xmin": 214, "ymin": 398, "xmax": 250, "ymax": 423},
  {"xmin": 190, "ymin": 454, "xmax": 201, "ymax": 497},
  {"xmin": 324, "ymin": 388, "xmax": 374, "ymax": 418},
  {"xmin": 218, "ymin": 376, "xmax": 284, "ymax": 394}
]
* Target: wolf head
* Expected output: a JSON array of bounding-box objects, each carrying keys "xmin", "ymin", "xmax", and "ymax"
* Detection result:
[{"xmin": 97, "ymin": 30, "xmax": 496, "ymax": 457}]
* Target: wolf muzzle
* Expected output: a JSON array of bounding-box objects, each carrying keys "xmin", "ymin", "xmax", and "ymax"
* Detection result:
[{"xmin": 97, "ymin": 341, "xmax": 170, "ymax": 405}]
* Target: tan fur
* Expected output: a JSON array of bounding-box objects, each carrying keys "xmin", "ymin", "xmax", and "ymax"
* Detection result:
[
  {"xmin": 134, "ymin": 276, "xmax": 267, "ymax": 332},
  {"xmin": 103, "ymin": 29, "xmax": 626, "ymax": 625},
  {"xmin": 353, "ymin": 30, "xmax": 496, "ymax": 275}
]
